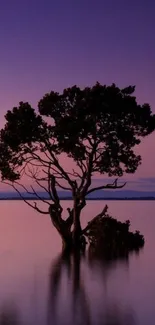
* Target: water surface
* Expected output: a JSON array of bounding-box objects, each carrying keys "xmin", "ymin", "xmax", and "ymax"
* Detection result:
[{"xmin": 0, "ymin": 200, "xmax": 154, "ymax": 325}]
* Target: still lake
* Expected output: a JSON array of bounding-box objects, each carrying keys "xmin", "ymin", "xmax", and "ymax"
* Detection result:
[{"xmin": 0, "ymin": 200, "xmax": 154, "ymax": 325}]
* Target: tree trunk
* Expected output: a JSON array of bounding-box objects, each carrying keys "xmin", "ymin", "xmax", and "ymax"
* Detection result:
[
  {"xmin": 62, "ymin": 235, "xmax": 73, "ymax": 253},
  {"xmin": 51, "ymin": 217, "xmax": 73, "ymax": 252},
  {"xmin": 49, "ymin": 202, "xmax": 85, "ymax": 252},
  {"xmin": 72, "ymin": 209, "xmax": 82, "ymax": 248},
  {"xmin": 49, "ymin": 207, "xmax": 72, "ymax": 252},
  {"xmin": 72, "ymin": 197, "xmax": 83, "ymax": 249}
]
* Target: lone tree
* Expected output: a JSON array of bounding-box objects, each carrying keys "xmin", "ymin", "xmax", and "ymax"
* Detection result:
[{"xmin": 0, "ymin": 83, "xmax": 154, "ymax": 251}]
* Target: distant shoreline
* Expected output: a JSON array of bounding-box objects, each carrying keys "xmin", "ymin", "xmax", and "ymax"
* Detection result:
[{"xmin": 0, "ymin": 197, "xmax": 155, "ymax": 201}]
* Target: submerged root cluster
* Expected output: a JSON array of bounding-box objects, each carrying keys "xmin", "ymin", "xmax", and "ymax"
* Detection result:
[{"xmin": 84, "ymin": 206, "xmax": 144, "ymax": 258}]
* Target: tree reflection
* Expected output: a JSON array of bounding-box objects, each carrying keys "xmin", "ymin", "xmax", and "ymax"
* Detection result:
[
  {"xmin": 0, "ymin": 303, "xmax": 21, "ymax": 325},
  {"xmin": 47, "ymin": 250, "xmax": 137, "ymax": 325}
]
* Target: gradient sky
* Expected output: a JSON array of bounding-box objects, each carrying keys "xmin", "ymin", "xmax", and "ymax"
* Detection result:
[{"xmin": 0, "ymin": 0, "xmax": 155, "ymax": 190}]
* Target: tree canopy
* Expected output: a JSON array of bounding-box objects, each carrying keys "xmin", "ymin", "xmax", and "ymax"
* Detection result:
[{"xmin": 0, "ymin": 83, "xmax": 154, "ymax": 185}]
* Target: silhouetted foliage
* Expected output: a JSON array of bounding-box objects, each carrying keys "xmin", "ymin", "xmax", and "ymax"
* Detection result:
[
  {"xmin": 86, "ymin": 206, "xmax": 144, "ymax": 259},
  {"xmin": 0, "ymin": 83, "xmax": 154, "ymax": 250}
]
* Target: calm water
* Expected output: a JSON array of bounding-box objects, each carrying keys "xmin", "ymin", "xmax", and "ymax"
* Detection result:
[{"xmin": 0, "ymin": 200, "xmax": 155, "ymax": 325}]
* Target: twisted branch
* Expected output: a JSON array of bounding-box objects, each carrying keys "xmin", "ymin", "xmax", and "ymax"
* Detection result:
[{"xmin": 86, "ymin": 179, "xmax": 126, "ymax": 195}]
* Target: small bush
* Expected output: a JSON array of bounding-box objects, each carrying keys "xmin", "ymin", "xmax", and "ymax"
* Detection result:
[{"xmin": 85, "ymin": 208, "xmax": 144, "ymax": 257}]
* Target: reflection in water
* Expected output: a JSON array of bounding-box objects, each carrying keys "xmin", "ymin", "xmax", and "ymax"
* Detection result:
[
  {"xmin": 0, "ymin": 201, "xmax": 154, "ymax": 325},
  {"xmin": 47, "ymin": 251, "xmax": 137, "ymax": 325},
  {"xmin": 0, "ymin": 303, "xmax": 21, "ymax": 325},
  {"xmin": 88, "ymin": 247, "xmax": 143, "ymax": 284}
]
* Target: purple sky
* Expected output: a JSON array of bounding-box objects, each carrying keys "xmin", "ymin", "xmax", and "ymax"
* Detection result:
[{"xmin": 0, "ymin": 0, "xmax": 155, "ymax": 191}]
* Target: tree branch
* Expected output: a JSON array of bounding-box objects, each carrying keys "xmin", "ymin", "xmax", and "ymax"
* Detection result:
[
  {"xmin": 11, "ymin": 181, "xmax": 50, "ymax": 205},
  {"xmin": 77, "ymin": 160, "xmax": 87, "ymax": 174},
  {"xmin": 65, "ymin": 208, "xmax": 73, "ymax": 229},
  {"xmin": 43, "ymin": 143, "xmax": 74, "ymax": 188},
  {"xmin": 26, "ymin": 149, "xmax": 50, "ymax": 167},
  {"xmin": 86, "ymin": 179, "xmax": 126, "ymax": 195},
  {"xmin": 35, "ymin": 178, "xmax": 52, "ymax": 195},
  {"xmin": 30, "ymin": 185, "xmax": 50, "ymax": 205},
  {"xmin": 81, "ymin": 146, "xmax": 97, "ymax": 196},
  {"xmin": 82, "ymin": 204, "xmax": 108, "ymax": 235},
  {"xmin": 49, "ymin": 175, "xmax": 60, "ymax": 205},
  {"xmin": 55, "ymin": 180, "xmax": 71, "ymax": 191},
  {"xmin": 2, "ymin": 181, "xmax": 49, "ymax": 214}
]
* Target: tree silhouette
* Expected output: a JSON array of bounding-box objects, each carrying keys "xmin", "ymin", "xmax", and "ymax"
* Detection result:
[{"xmin": 0, "ymin": 83, "xmax": 154, "ymax": 250}]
